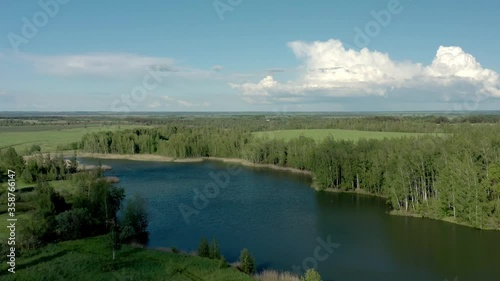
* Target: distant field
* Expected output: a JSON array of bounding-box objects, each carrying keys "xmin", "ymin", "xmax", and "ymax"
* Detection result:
[
  {"xmin": 0, "ymin": 125, "xmax": 149, "ymax": 152},
  {"xmin": 253, "ymin": 129, "xmax": 434, "ymax": 142}
]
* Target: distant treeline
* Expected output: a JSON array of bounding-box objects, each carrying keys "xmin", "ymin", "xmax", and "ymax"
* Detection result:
[
  {"xmin": 109, "ymin": 115, "xmax": 500, "ymax": 132},
  {"xmin": 76, "ymin": 118, "xmax": 500, "ymax": 230},
  {"xmin": 2, "ymin": 114, "xmax": 500, "ymax": 129}
]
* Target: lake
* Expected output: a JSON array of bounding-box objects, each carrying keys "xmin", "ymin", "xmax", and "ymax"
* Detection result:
[{"xmin": 80, "ymin": 158, "xmax": 500, "ymax": 281}]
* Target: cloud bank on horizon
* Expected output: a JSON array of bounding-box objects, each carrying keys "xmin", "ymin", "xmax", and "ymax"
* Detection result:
[
  {"xmin": 231, "ymin": 39, "xmax": 500, "ymax": 105},
  {"xmin": 1, "ymin": 38, "xmax": 499, "ymax": 111}
]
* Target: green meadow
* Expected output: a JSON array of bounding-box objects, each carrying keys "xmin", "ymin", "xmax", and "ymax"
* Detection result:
[
  {"xmin": 253, "ymin": 129, "xmax": 435, "ymax": 142},
  {"xmin": 0, "ymin": 125, "xmax": 148, "ymax": 152},
  {"xmin": 0, "ymin": 236, "xmax": 254, "ymax": 281}
]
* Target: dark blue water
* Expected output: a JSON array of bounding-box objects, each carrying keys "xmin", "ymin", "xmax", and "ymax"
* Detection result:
[{"xmin": 80, "ymin": 158, "xmax": 500, "ymax": 281}]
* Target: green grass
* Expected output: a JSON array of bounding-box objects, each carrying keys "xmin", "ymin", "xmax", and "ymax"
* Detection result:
[
  {"xmin": 0, "ymin": 125, "xmax": 149, "ymax": 152},
  {"xmin": 253, "ymin": 129, "xmax": 436, "ymax": 142},
  {"xmin": 0, "ymin": 236, "xmax": 254, "ymax": 281},
  {"xmin": 0, "ymin": 212, "xmax": 31, "ymax": 242},
  {"xmin": 0, "ymin": 179, "xmax": 74, "ymax": 242}
]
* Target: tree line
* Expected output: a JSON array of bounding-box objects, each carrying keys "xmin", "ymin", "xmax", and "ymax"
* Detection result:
[
  {"xmin": 0, "ymin": 148, "xmax": 149, "ymax": 259},
  {"xmin": 77, "ymin": 119, "xmax": 500, "ymax": 230}
]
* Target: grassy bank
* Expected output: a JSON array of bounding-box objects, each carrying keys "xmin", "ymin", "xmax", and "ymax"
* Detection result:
[{"xmin": 0, "ymin": 236, "xmax": 254, "ymax": 281}]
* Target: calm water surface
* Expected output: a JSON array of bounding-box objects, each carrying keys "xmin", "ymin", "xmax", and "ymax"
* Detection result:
[{"xmin": 80, "ymin": 158, "xmax": 500, "ymax": 281}]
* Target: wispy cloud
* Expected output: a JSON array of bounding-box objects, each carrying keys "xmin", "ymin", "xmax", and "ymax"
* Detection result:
[
  {"xmin": 148, "ymin": 101, "xmax": 162, "ymax": 108},
  {"xmin": 16, "ymin": 53, "xmax": 175, "ymax": 77},
  {"xmin": 178, "ymin": 99, "xmax": 210, "ymax": 107},
  {"xmin": 267, "ymin": 68, "xmax": 286, "ymax": 73},
  {"xmin": 232, "ymin": 39, "xmax": 500, "ymax": 104},
  {"xmin": 157, "ymin": 95, "xmax": 210, "ymax": 108},
  {"xmin": 211, "ymin": 65, "xmax": 223, "ymax": 72}
]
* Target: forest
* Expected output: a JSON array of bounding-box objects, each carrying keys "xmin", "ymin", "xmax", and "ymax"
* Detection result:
[{"xmin": 74, "ymin": 115, "xmax": 500, "ymax": 230}]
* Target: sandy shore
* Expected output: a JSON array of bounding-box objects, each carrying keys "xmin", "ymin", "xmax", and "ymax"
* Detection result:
[
  {"xmin": 78, "ymin": 153, "xmax": 207, "ymax": 163},
  {"xmin": 77, "ymin": 153, "xmax": 313, "ymax": 176}
]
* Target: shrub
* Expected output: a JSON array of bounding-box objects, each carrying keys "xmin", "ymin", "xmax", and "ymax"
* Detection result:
[
  {"xmin": 218, "ymin": 255, "xmax": 229, "ymax": 269},
  {"xmin": 55, "ymin": 208, "xmax": 93, "ymax": 240},
  {"xmin": 239, "ymin": 248, "xmax": 255, "ymax": 275},
  {"xmin": 210, "ymin": 238, "xmax": 221, "ymax": 260},
  {"xmin": 197, "ymin": 237, "xmax": 210, "ymax": 258},
  {"xmin": 120, "ymin": 194, "xmax": 149, "ymax": 244},
  {"xmin": 300, "ymin": 269, "xmax": 322, "ymax": 281},
  {"xmin": 21, "ymin": 169, "xmax": 35, "ymax": 183}
]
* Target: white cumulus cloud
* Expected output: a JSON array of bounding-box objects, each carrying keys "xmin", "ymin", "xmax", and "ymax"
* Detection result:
[{"xmin": 232, "ymin": 39, "xmax": 500, "ymax": 104}]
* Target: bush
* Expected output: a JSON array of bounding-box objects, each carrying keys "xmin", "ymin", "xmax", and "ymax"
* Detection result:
[
  {"xmin": 55, "ymin": 208, "xmax": 93, "ymax": 240},
  {"xmin": 120, "ymin": 194, "xmax": 149, "ymax": 244},
  {"xmin": 29, "ymin": 144, "xmax": 41, "ymax": 154},
  {"xmin": 21, "ymin": 169, "xmax": 35, "ymax": 183},
  {"xmin": 197, "ymin": 237, "xmax": 210, "ymax": 258},
  {"xmin": 239, "ymin": 248, "xmax": 255, "ymax": 275},
  {"xmin": 218, "ymin": 255, "xmax": 229, "ymax": 269},
  {"xmin": 300, "ymin": 269, "xmax": 322, "ymax": 281},
  {"xmin": 210, "ymin": 238, "xmax": 221, "ymax": 260}
]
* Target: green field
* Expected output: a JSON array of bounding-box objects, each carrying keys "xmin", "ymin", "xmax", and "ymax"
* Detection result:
[
  {"xmin": 0, "ymin": 125, "xmax": 148, "ymax": 152},
  {"xmin": 254, "ymin": 129, "xmax": 435, "ymax": 142},
  {"xmin": 0, "ymin": 236, "xmax": 254, "ymax": 281}
]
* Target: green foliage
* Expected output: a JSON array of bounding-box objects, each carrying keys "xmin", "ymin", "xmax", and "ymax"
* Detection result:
[
  {"xmin": 239, "ymin": 248, "xmax": 255, "ymax": 275},
  {"xmin": 17, "ymin": 180, "xmax": 69, "ymax": 248},
  {"xmin": 72, "ymin": 170, "xmax": 125, "ymax": 235},
  {"xmin": 0, "ymin": 147, "xmax": 25, "ymax": 173},
  {"xmin": 68, "ymin": 150, "xmax": 78, "ymax": 173},
  {"xmin": 301, "ymin": 269, "xmax": 322, "ymax": 281},
  {"xmin": 20, "ymin": 168, "xmax": 34, "ymax": 183},
  {"xmin": 34, "ymin": 180, "xmax": 69, "ymax": 216},
  {"xmin": 109, "ymin": 218, "xmax": 121, "ymax": 261},
  {"xmin": 24, "ymin": 153, "xmax": 72, "ymax": 182},
  {"xmin": 219, "ymin": 255, "xmax": 229, "ymax": 269},
  {"xmin": 28, "ymin": 144, "xmax": 41, "ymax": 154},
  {"xmin": 120, "ymin": 194, "xmax": 149, "ymax": 244},
  {"xmin": 55, "ymin": 208, "xmax": 93, "ymax": 240},
  {"xmin": 76, "ymin": 120, "xmax": 500, "ymax": 229},
  {"xmin": 210, "ymin": 238, "xmax": 221, "ymax": 260},
  {"xmin": 198, "ymin": 237, "xmax": 210, "ymax": 258},
  {"xmin": 254, "ymin": 129, "xmax": 433, "ymax": 142},
  {"xmin": 0, "ymin": 124, "xmax": 149, "ymax": 153},
  {"xmin": 0, "ymin": 235, "xmax": 255, "ymax": 281}
]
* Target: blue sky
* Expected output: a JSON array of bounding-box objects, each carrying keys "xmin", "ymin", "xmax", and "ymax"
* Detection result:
[{"xmin": 0, "ymin": 0, "xmax": 499, "ymax": 112}]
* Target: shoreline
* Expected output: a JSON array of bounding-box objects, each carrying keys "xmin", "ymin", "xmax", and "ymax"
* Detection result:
[
  {"xmin": 75, "ymin": 152, "xmax": 498, "ymax": 231},
  {"xmin": 77, "ymin": 153, "xmax": 314, "ymax": 177}
]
